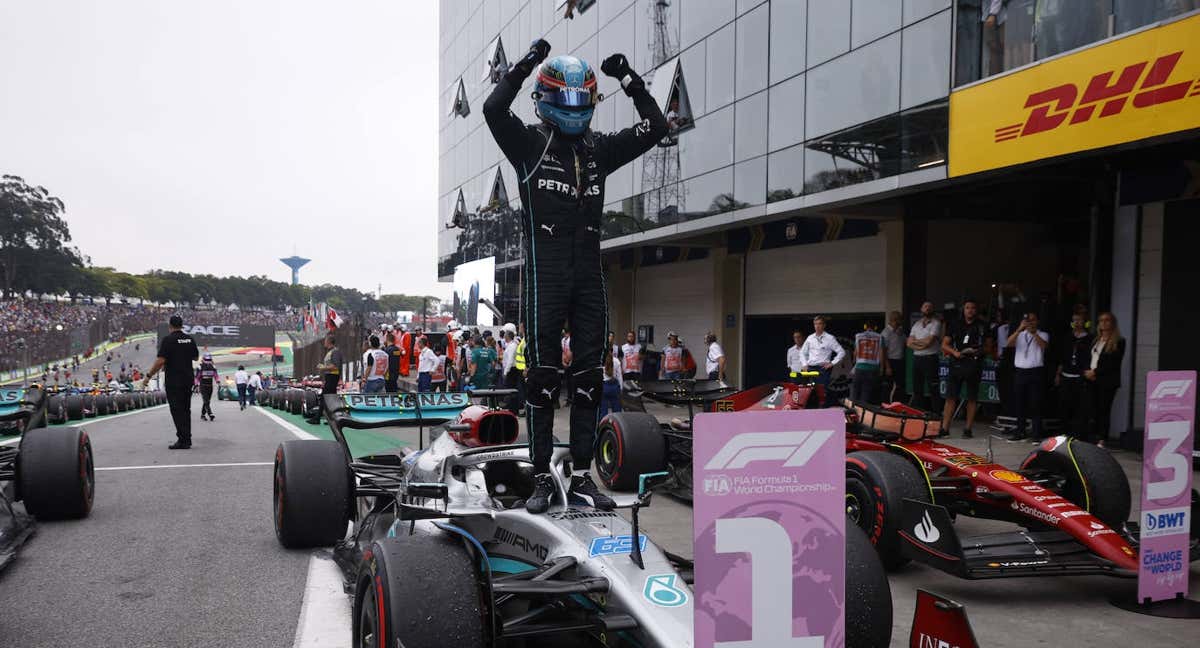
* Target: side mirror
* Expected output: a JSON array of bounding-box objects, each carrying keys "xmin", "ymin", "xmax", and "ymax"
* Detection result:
[{"xmin": 637, "ymin": 471, "xmax": 670, "ymax": 497}]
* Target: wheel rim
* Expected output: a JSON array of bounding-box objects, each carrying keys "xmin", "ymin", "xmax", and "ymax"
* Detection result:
[
  {"xmin": 845, "ymin": 492, "xmax": 861, "ymax": 523},
  {"xmin": 273, "ymin": 453, "xmax": 285, "ymax": 535},
  {"xmin": 596, "ymin": 433, "xmax": 617, "ymax": 480},
  {"xmin": 80, "ymin": 437, "xmax": 95, "ymax": 513},
  {"xmin": 359, "ymin": 583, "xmax": 378, "ymax": 648},
  {"xmin": 845, "ymin": 476, "xmax": 874, "ymax": 534}
]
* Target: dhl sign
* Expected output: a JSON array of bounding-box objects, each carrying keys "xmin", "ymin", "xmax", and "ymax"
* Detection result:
[{"xmin": 949, "ymin": 13, "xmax": 1200, "ymax": 177}]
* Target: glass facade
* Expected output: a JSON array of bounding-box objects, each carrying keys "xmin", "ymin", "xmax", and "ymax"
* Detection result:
[
  {"xmin": 954, "ymin": 1, "xmax": 1200, "ymax": 86},
  {"xmin": 439, "ymin": 0, "xmax": 957, "ymax": 278}
]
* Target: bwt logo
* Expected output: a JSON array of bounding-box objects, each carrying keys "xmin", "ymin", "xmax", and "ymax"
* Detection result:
[
  {"xmin": 1150, "ymin": 379, "xmax": 1193, "ymax": 399},
  {"xmin": 704, "ymin": 430, "xmax": 834, "ymax": 470},
  {"xmin": 182, "ymin": 324, "xmax": 241, "ymax": 337},
  {"xmin": 994, "ymin": 50, "xmax": 1200, "ymax": 143}
]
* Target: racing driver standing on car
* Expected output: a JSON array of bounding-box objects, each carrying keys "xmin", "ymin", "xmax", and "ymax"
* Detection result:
[{"xmin": 484, "ymin": 39, "xmax": 667, "ymax": 514}]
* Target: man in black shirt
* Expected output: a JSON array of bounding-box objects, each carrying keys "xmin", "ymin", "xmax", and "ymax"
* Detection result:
[
  {"xmin": 1056, "ymin": 311, "xmax": 1093, "ymax": 439},
  {"xmin": 941, "ymin": 299, "xmax": 990, "ymax": 439},
  {"xmin": 306, "ymin": 333, "xmax": 343, "ymax": 424},
  {"xmin": 143, "ymin": 315, "xmax": 199, "ymax": 449},
  {"xmin": 383, "ymin": 332, "xmax": 402, "ymax": 393}
]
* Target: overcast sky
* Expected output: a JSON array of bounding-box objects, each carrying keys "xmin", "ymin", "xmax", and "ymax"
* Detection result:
[{"xmin": 0, "ymin": 1, "xmax": 446, "ymax": 299}]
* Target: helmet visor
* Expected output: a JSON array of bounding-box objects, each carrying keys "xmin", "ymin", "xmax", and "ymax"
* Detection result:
[{"xmin": 541, "ymin": 87, "xmax": 596, "ymax": 109}]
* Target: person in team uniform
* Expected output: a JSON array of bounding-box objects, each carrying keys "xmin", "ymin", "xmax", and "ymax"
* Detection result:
[
  {"xmin": 306, "ymin": 334, "xmax": 344, "ymax": 424},
  {"xmin": 620, "ymin": 330, "xmax": 643, "ymax": 385},
  {"xmin": 195, "ymin": 353, "xmax": 219, "ymax": 421},
  {"xmin": 941, "ymin": 299, "xmax": 990, "ymax": 439},
  {"xmin": 851, "ymin": 321, "xmax": 889, "ymax": 405},
  {"xmin": 142, "ymin": 315, "xmax": 198, "ymax": 449},
  {"xmin": 660, "ymin": 332, "xmax": 687, "ymax": 380},
  {"xmin": 383, "ymin": 332, "xmax": 402, "ymax": 393},
  {"xmin": 361, "ymin": 335, "xmax": 388, "ymax": 393}
]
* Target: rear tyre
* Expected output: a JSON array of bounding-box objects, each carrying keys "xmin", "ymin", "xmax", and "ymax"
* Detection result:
[
  {"xmin": 353, "ymin": 532, "xmax": 485, "ymax": 648},
  {"xmin": 82, "ymin": 394, "xmax": 97, "ymax": 418},
  {"xmin": 47, "ymin": 394, "xmax": 67, "ymax": 424},
  {"xmin": 594, "ymin": 412, "xmax": 667, "ymax": 492},
  {"xmin": 273, "ymin": 440, "xmax": 353, "ymax": 548},
  {"xmin": 845, "ymin": 450, "xmax": 930, "ymax": 570},
  {"xmin": 289, "ymin": 389, "xmax": 303, "ymax": 415},
  {"xmin": 65, "ymin": 395, "xmax": 84, "ymax": 421},
  {"xmin": 17, "ymin": 426, "xmax": 95, "ymax": 520},
  {"xmin": 846, "ymin": 522, "xmax": 894, "ymax": 648},
  {"xmin": 1021, "ymin": 438, "xmax": 1130, "ymax": 529},
  {"xmin": 303, "ymin": 390, "xmax": 319, "ymax": 417}
]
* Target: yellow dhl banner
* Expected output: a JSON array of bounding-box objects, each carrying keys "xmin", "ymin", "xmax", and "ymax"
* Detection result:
[{"xmin": 949, "ymin": 13, "xmax": 1200, "ymax": 177}]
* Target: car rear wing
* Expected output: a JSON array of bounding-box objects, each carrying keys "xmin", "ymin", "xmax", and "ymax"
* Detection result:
[
  {"xmin": 324, "ymin": 392, "xmax": 472, "ymax": 430},
  {"xmin": 626, "ymin": 378, "xmax": 737, "ymax": 406},
  {"xmin": 0, "ymin": 387, "xmax": 43, "ymax": 423}
]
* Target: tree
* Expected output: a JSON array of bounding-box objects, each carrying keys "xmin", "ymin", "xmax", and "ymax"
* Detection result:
[{"xmin": 0, "ymin": 175, "xmax": 73, "ymax": 297}]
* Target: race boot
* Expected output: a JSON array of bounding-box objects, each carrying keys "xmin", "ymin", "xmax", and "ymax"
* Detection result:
[
  {"xmin": 526, "ymin": 473, "xmax": 556, "ymax": 514},
  {"xmin": 568, "ymin": 472, "xmax": 615, "ymax": 511}
]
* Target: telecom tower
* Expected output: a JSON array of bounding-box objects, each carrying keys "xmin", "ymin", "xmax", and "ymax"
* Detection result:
[
  {"xmin": 279, "ymin": 256, "xmax": 310, "ymax": 286},
  {"xmin": 642, "ymin": 0, "xmax": 684, "ymax": 225}
]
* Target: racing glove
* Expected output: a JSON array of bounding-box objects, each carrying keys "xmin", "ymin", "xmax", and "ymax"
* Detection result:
[
  {"xmin": 601, "ymin": 53, "xmax": 646, "ymax": 95},
  {"xmin": 512, "ymin": 39, "xmax": 551, "ymax": 78}
]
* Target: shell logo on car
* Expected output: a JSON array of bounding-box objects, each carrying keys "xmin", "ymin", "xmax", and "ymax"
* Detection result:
[{"xmin": 988, "ymin": 469, "xmax": 1026, "ymax": 484}]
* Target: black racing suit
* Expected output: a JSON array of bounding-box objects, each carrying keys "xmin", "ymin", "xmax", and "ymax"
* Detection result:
[
  {"xmin": 196, "ymin": 362, "xmax": 218, "ymax": 419},
  {"xmin": 483, "ymin": 57, "xmax": 667, "ymax": 474}
]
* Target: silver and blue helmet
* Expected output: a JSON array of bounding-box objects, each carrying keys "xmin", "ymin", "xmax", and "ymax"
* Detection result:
[{"xmin": 534, "ymin": 55, "xmax": 597, "ymax": 136}]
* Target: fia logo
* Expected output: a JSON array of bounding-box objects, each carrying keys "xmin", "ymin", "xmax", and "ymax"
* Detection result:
[{"xmin": 702, "ymin": 474, "xmax": 731, "ymax": 496}]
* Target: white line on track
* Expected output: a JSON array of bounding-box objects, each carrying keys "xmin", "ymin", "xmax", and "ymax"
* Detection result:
[
  {"xmin": 252, "ymin": 404, "xmax": 352, "ymax": 648},
  {"xmin": 96, "ymin": 461, "xmax": 273, "ymax": 471},
  {"xmin": 0, "ymin": 403, "xmax": 168, "ymax": 445}
]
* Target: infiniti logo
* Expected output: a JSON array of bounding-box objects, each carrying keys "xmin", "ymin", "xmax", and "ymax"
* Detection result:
[{"xmin": 914, "ymin": 510, "xmax": 941, "ymax": 544}]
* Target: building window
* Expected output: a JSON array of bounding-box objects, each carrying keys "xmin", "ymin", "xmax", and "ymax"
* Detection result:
[
  {"xmin": 648, "ymin": 56, "xmax": 695, "ymax": 147},
  {"xmin": 447, "ymin": 189, "xmax": 468, "ymax": 229},
  {"xmin": 560, "ymin": 0, "xmax": 596, "ymax": 20},
  {"xmin": 449, "ymin": 78, "xmax": 470, "ymax": 118},
  {"xmin": 482, "ymin": 37, "xmax": 509, "ymax": 85}
]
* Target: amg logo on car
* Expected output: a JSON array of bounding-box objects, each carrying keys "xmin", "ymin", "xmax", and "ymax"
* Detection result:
[
  {"xmin": 993, "ymin": 51, "xmax": 1200, "ymax": 143},
  {"xmin": 703, "ymin": 429, "xmax": 835, "ymax": 470},
  {"xmin": 181, "ymin": 324, "xmax": 241, "ymax": 336},
  {"xmin": 492, "ymin": 527, "xmax": 548, "ymax": 561}
]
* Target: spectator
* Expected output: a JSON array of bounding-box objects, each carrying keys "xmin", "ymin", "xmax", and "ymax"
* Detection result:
[
  {"xmin": 1056, "ymin": 310, "xmax": 1093, "ymax": 440},
  {"xmin": 1005, "ymin": 311, "xmax": 1049, "ymax": 441},
  {"xmin": 599, "ymin": 351, "xmax": 622, "ymax": 419},
  {"xmin": 430, "ymin": 344, "xmax": 448, "ymax": 393},
  {"xmin": 141, "ymin": 314, "xmax": 198, "ymax": 450},
  {"xmin": 851, "ymin": 320, "xmax": 889, "ymax": 405},
  {"xmin": 620, "ymin": 330, "xmax": 643, "ymax": 384},
  {"xmin": 941, "ymin": 299, "xmax": 990, "ymax": 439},
  {"xmin": 361, "ymin": 335, "xmax": 388, "ymax": 393},
  {"xmin": 247, "ymin": 370, "xmax": 263, "ymax": 406},
  {"xmin": 383, "ymin": 332, "xmax": 402, "ymax": 393},
  {"xmin": 1086, "ymin": 312, "xmax": 1125, "ymax": 448},
  {"xmin": 881, "ymin": 311, "xmax": 906, "ymax": 402},
  {"xmin": 787, "ymin": 330, "xmax": 806, "ymax": 382},
  {"xmin": 799, "ymin": 316, "xmax": 845, "ymax": 407},
  {"xmin": 416, "ymin": 337, "xmax": 438, "ymax": 392},
  {"xmin": 660, "ymin": 331, "xmax": 687, "ymax": 380},
  {"xmin": 908, "ymin": 301, "xmax": 942, "ymax": 413},
  {"xmin": 234, "ymin": 365, "xmax": 249, "ymax": 410},
  {"xmin": 607, "ymin": 331, "xmax": 623, "ymax": 388},
  {"xmin": 469, "ymin": 335, "xmax": 497, "ymax": 389},
  {"xmin": 704, "ymin": 332, "xmax": 726, "ymax": 382}
]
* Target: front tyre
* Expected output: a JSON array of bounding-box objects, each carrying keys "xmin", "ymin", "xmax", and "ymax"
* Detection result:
[
  {"xmin": 17, "ymin": 426, "xmax": 95, "ymax": 520},
  {"xmin": 273, "ymin": 440, "xmax": 353, "ymax": 548},
  {"xmin": 846, "ymin": 522, "xmax": 893, "ymax": 647},
  {"xmin": 354, "ymin": 533, "xmax": 485, "ymax": 648},
  {"xmin": 594, "ymin": 412, "xmax": 666, "ymax": 492},
  {"xmin": 846, "ymin": 450, "xmax": 930, "ymax": 570},
  {"xmin": 1022, "ymin": 437, "xmax": 1130, "ymax": 529}
]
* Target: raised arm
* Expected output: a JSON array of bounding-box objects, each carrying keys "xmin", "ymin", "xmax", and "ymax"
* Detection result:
[
  {"xmin": 483, "ymin": 39, "xmax": 550, "ymax": 163},
  {"xmin": 598, "ymin": 54, "xmax": 669, "ymax": 171}
]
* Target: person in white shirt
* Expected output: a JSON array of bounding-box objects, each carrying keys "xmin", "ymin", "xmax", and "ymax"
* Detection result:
[
  {"xmin": 799, "ymin": 316, "xmax": 845, "ymax": 406},
  {"xmin": 704, "ymin": 332, "xmax": 726, "ymax": 382},
  {"xmin": 786, "ymin": 330, "xmax": 806, "ymax": 382},
  {"xmin": 907, "ymin": 301, "xmax": 942, "ymax": 412},
  {"xmin": 247, "ymin": 371, "xmax": 263, "ymax": 407},
  {"xmin": 660, "ymin": 332, "xmax": 687, "ymax": 380},
  {"xmin": 619, "ymin": 330, "xmax": 643, "ymax": 384},
  {"xmin": 416, "ymin": 337, "xmax": 439, "ymax": 392},
  {"xmin": 361, "ymin": 335, "xmax": 389, "ymax": 394},
  {"xmin": 1005, "ymin": 311, "xmax": 1049, "ymax": 441},
  {"xmin": 234, "ymin": 365, "xmax": 250, "ymax": 410}
]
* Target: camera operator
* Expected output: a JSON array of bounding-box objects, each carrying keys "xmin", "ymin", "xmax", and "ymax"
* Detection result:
[{"xmin": 1005, "ymin": 311, "xmax": 1049, "ymax": 441}]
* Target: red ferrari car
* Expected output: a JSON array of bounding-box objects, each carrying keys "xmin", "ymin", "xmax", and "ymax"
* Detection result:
[{"xmin": 598, "ymin": 379, "xmax": 1200, "ymax": 580}]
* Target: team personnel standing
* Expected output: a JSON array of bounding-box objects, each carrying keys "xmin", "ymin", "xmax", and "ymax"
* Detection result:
[
  {"xmin": 941, "ymin": 299, "xmax": 990, "ymax": 439},
  {"xmin": 1006, "ymin": 311, "xmax": 1049, "ymax": 441},
  {"xmin": 469, "ymin": 335, "xmax": 497, "ymax": 389},
  {"xmin": 851, "ymin": 321, "xmax": 889, "ymax": 404},
  {"xmin": 247, "ymin": 370, "xmax": 262, "ymax": 406},
  {"xmin": 1086, "ymin": 312, "xmax": 1125, "ymax": 448},
  {"xmin": 660, "ymin": 332, "xmax": 687, "ymax": 380},
  {"xmin": 361, "ymin": 335, "xmax": 388, "ymax": 393},
  {"xmin": 704, "ymin": 332, "xmax": 726, "ymax": 382},
  {"xmin": 383, "ymin": 333, "xmax": 402, "ymax": 393},
  {"xmin": 799, "ymin": 316, "xmax": 845, "ymax": 407},
  {"xmin": 234, "ymin": 365, "xmax": 250, "ymax": 410},
  {"xmin": 142, "ymin": 315, "xmax": 198, "ymax": 449},
  {"xmin": 196, "ymin": 353, "xmax": 219, "ymax": 421},
  {"xmin": 1056, "ymin": 311, "xmax": 1093, "ymax": 439},
  {"xmin": 484, "ymin": 37, "xmax": 666, "ymax": 514},
  {"xmin": 907, "ymin": 301, "xmax": 942, "ymax": 412},
  {"xmin": 430, "ymin": 344, "xmax": 448, "ymax": 393},
  {"xmin": 881, "ymin": 311, "xmax": 906, "ymax": 401},
  {"xmin": 416, "ymin": 337, "xmax": 438, "ymax": 392},
  {"xmin": 306, "ymin": 334, "xmax": 343, "ymax": 424},
  {"xmin": 786, "ymin": 330, "xmax": 806, "ymax": 382},
  {"xmin": 620, "ymin": 330, "xmax": 643, "ymax": 383}
]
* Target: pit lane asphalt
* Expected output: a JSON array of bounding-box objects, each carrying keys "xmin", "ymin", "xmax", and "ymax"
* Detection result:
[{"xmin": 0, "ymin": 396, "xmax": 309, "ymax": 648}]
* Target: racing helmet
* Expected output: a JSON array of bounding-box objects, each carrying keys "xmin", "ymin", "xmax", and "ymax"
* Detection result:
[{"xmin": 534, "ymin": 55, "xmax": 597, "ymax": 136}]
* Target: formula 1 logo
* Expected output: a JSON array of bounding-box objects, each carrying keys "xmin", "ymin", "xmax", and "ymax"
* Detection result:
[
  {"xmin": 702, "ymin": 430, "xmax": 834, "ymax": 470},
  {"xmin": 1150, "ymin": 379, "xmax": 1193, "ymax": 399},
  {"xmin": 994, "ymin": 51, "xmax": 1200, "ymax": 143}
]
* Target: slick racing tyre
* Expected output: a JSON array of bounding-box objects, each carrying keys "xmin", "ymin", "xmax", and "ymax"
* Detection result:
[
  {"xmin": 17, "ymin": 426, "xmax": 95, "ymax": 520},
  {"xmin": 302, "ymin": 390, "xmax": 320, "ymax": 417},
  {"xmin": 1021, "ymin": 437, "xmax": 1130, "ymax": 530},
  {"xmin": 846, "ymin": 522, "xmax": 894, "ymax": 648},
  {"xmin": 846, "ymin": 450, "xmax": 931, "ymax": 570},
  {"xmin": 354, "ymin": 532, "xmax": 485, "ymax": 648},
  {"xmin": 273, "ymin": 440, "xmax": 353, "ymax": 548},
  {"xmin": 65, "ymin": 394, "xmax": 85, "ymax": 421},
  {"xmin": 259, "ymin": 389, "xmax": 271, "ymax": 406},
  {"xmin": 81, "ymin": 394, "xmax": 97, "ymax": 418},
  {"xmin": 595, "ymin": 412, "xmax": 667, "ymax": 492},
  {"xmin": 288, "ymin": 389, "xmax": 304, "ymax": 415},
  {"xmin": 47, "ymin": 394, "xmax": 68, "ymax": 424}
]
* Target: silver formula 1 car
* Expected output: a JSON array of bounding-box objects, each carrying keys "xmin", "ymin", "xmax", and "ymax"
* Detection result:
[{"xmin": 271, "ymin": 389, "xmax": 893, "ymax": 648}]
